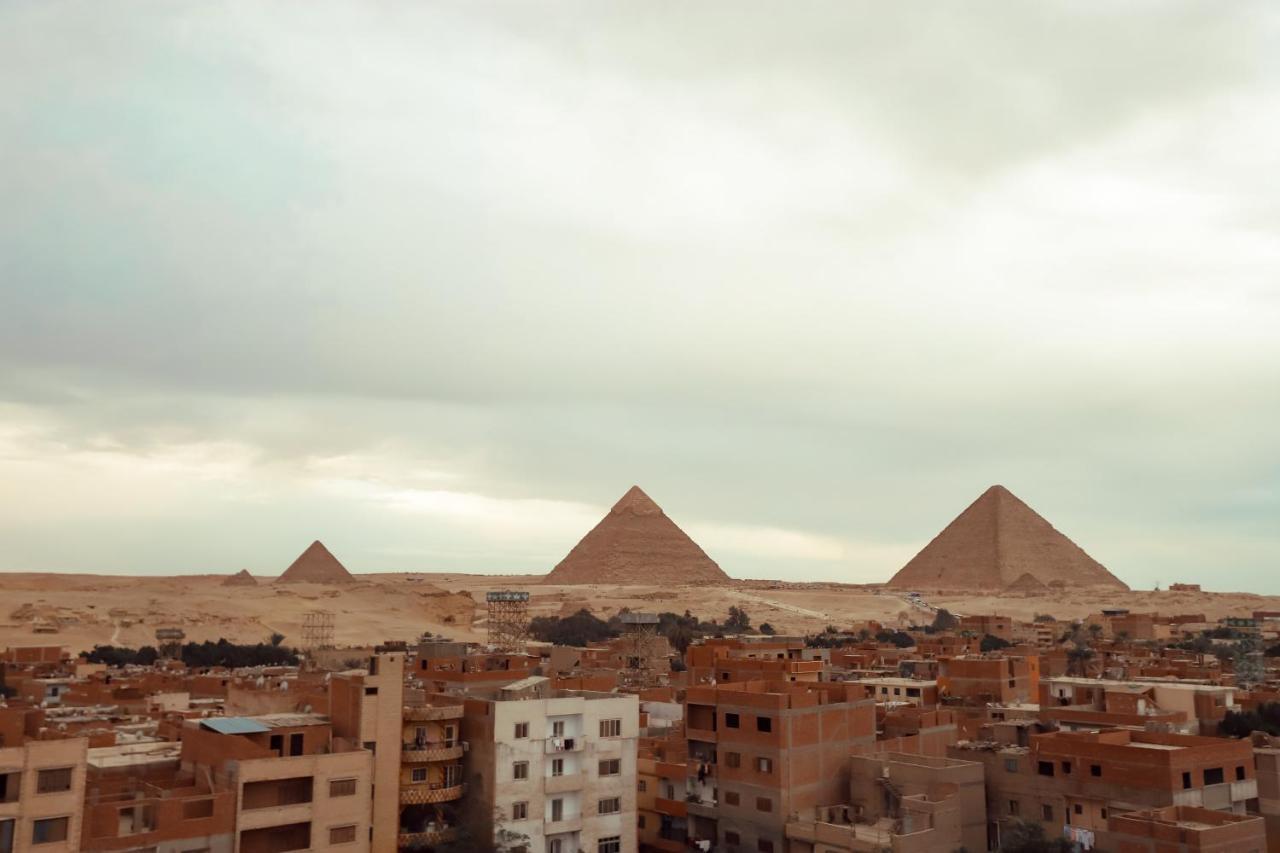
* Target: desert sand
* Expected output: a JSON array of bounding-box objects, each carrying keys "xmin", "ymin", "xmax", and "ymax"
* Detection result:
[{"xmin": 2, "ymin": 570, "xmax": 1276, "ymax": 656}]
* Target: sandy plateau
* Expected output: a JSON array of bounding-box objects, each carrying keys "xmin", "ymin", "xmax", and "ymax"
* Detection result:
[{"xmin": 2, "ymin": 571, "xmax": 1278, "ymax": 655}]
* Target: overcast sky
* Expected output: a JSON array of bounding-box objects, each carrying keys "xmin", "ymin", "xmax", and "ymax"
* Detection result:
[{"xmin": 2, "ymin": 1, "xmax": 1278, "ymax": 591}]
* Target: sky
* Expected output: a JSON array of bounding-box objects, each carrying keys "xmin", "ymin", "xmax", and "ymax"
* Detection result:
[{"xmin": 1, "ymin": 1, "xmax": 1278, "ymax": 591}]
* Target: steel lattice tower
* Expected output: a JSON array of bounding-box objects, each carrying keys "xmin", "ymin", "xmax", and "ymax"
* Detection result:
[
  {"xmin": 301, "ymin": 610, "xmax": 335, "ymax": 650},
  {"xmin": 619, "ymin": 611, "xmax": 662, "ymax": 689},
  {"xmin": 486, "ymin": 591, "xmax": 530, "ymax": 653}
]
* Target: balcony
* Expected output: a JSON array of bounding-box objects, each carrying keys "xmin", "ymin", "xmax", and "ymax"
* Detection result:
[
  {"xmin": 544, "ymin": 815, "xmax": 583, "ymax": 834},
  {"xmin": 686, "ymin": 726, "xmax": 717, "ymax": 743},
  {"xmin": 397, "ymin": 827, "xmax": 458, "ymax": 849},
  {"xmin": 546, "ymin": 738, "xmax": 583, "ymax": 754},
  {"xmin": 401, "ymin": 742, "xmax": 466, "ymax": 763},
  {"xmin": 399, "ymin": 783, "xmax": 466, "ymax": 805},
  {"xmin": 403, "ymin": 705, "xmax": 463, "ymax": 722},
  {"xmin": 654, "ymin": 797, "xmax": 688, "ymax": 818},
  {"xmin": 544, "ymin": 773, "xmax": 584, "ymax": 794}
]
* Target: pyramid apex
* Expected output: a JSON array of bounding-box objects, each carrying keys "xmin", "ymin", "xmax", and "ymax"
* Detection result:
[{"xmin": 611, "ymin": 485, "xmax": 660, "ymax": 514}]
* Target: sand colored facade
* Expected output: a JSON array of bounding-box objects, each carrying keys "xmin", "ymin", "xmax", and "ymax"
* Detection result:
[{"xmin": 0, "ymin": 738, "xmax": 88, "ymax": 853}]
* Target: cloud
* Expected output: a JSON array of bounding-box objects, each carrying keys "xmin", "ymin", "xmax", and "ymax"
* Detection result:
[{"xmin": 0, "ymin": 1, "xmax": 1278, "ymax": 588}]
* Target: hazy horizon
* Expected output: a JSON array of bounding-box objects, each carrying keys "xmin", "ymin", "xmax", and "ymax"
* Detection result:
[{"xmin": 3, "ymin": 2, "xmax": 1278, "ymax": 591}]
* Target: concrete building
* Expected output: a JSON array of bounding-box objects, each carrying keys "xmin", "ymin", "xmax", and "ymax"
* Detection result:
[
  {"xmin": 0, "ymin": 737, "xmax": 88, "ymax": 853},
  {"xmin": 179, "ymin": 714, "xmax": 373, "ymax": 853},
  {"xmin": 1041, "ymin": 676, "xmax": 1237, "ymax": 735},
  {"xmin": 684, "ymin": 681, "xmax": 876, "ymax": 852},
  {"xmin": 952, "ymin": 729, "xmax": 1257, "ymax": 849},
  {"xmin": 785, "ymin": 752, "xmax": 986, "ymax": 853},
  {"xmin": 462, "ymin": 677, "xmax": 639, "ymax": 853},
  {"xmin": 1097, "ymin": 805, "xmax": 1266, "ymax": 853}
]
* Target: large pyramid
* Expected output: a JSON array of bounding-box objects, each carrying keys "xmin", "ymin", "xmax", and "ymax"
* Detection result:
[
  {"xmin": 543, "ymin": 486, "xmax": 730, "ymax": 585},
  {"xmin": 276, "ymin": 541, "xmax": 355, "ymax": 584},
  {"xmin": 886, "ymin": 485, "xmax": 1128, "ymax": 591}
]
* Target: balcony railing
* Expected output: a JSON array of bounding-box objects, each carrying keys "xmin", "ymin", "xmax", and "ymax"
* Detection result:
[
  {"xmin": 401, "ymin": 741, "xmax": 466, "ymax": 763},
  {"xmin": 546, "ymin": 737, "xmax": 582, "ymax": 754},
  {"xmin": 403, "ymin": 704, "xmax": 464, "ymax": 722},
  {"xmin": 399, "ymin": 782, "xmax": 466, "ymax": 805},
  {"xmin": 397, "ymin": 827, "xmax": 457, "ymax": 848}
]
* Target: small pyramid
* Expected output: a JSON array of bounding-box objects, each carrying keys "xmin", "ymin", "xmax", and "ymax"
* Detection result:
[
  {"xmin": 222, "ymin": 569, "xmax": 258, "ymax": 587},
  {"xmin": 544, "ymin": 486, "xmax": 730, "ymax": 585},
  {"xmin": 276, "ymin": 541, "xmax": 355, "ymax": 584},
  {"xmin": 886, "ymin": 485, "xmax": 1128, "ymax": 591},
  {"xmin": 1005, "ymin": 572, "xmax": 1048, "ymax": 594}
]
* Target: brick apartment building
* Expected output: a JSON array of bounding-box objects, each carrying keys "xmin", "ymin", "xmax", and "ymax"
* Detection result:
[
  {"xmin": 952, "ymin": 729, "xmax": 1257, "ymax": 850},
  {"xmin": 684, "ymin": 681, "xmax": 876, "ymax": 852}
]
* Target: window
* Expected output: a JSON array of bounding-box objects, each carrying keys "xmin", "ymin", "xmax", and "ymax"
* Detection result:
[
  {"xmin": 552, "ymin": 758, "xmax": 564, "ymax": 777},
  {"xmin": 1073, "ymin": 804, "xmax": 1082, "ymax": 815},
  {"xmin": 598, "ymin": 759, "xmax": 621, "ymax": 776},
  {"xmin": 364, "ymin": 686, "xmax": 377, "ymax": 696},
  {"xmin": 1041, "ymin": 804, "xmax": 1053, "ymax": 821},
  {"xmin": 637, "ymin": 780, "xmax": 646, "ymax": 792},
  {"xmin": 1101, "ymin": 809, "xmax": 1108, "ymax": 819},
  {"xmin": 1061, "ymin": 761, "xmax": 1071, "ymax": 774},
  {"xmin": 758, "ymin": 841, "xmax": 774, "ymax": 853},
  {"xmin": 600, "ymin": 719, "xmax": 621, "ymax": 738},
  {"xmin": 289, "ymin": 733, "xmax": 303, "ymax": 757},
  {"xmin": 598, "ymin": 797, "xmax": 620, "ymax": 815},
  {"xmin": 756, "ymin": 796, "xmax": 772, "ymax": 812},
  {"xmin": 1008, "ymin": 800, "xmax": 1020, "ymax": 816},
  {"xmin": 1205, "ymin": 767, "xmax": 1225, "ymax": 785},
  {"xmin": 32, "ymin": 818, "xmax": 69, "ymax": 845},
  {"xmin": 411, "ymin": 768, "xmax": 427, "ymax": 783},
  {"xmin": 0, "ymin": 772, "xmax": 19, "ymax": 803},
  {"xmin": 551, "ymin": 799, "xmax": 563, "ymax": 822},
  {"xmin": 726, "ymin": 752, "xmax": 741, "ymax": 768},
  {"xmin": 1237, "ymin": 766, "xmax": 1247, "ymax": 781},
  {"xmin": 725, "ymin": 791, "xmax": 740, "ymax": 806},
  {"xmin": 725, "ymin": 832, "xmax": 741, "ymax": 845},
  {"xmin": 512, "ymin": 802, "xmax": 527, "ymax": 820},
  {"xmin": 1037, "ymin": 761, "xmax": 1054, "ymax": 777},
  {"xmin": 513, "ymin": 761, "xmax": 529, "ymax": 780},
  {"xmin": 36, "ymin": 768, "xmax": 73, "ymax": 794},
  {"xmin": 1003, "ymin": 758, "xmax": 1018, "ymax": 773},
  {"xmin": 637, "ymin": 815, "xmax": 645, "ymax": 829},
  {"xmin": 597, "ymin": 838, "xmax": 621, "ymax": 853},
  {"xmin": 756, "ymin": 717, "xmax": 772, "ymax": 733},
  {"xmin": 328, "ymin": 825, "xmax": 357, "ymax": 845},
  {"xmin": 514, "ymin": 722, "xmax": 529, "ymax": 739},
  {"xmin": 756, "ymin": 756, "xmax": 773, "ymax": 773},
  {"xmin": 725, "ymin": 713, "xmax": 740, "ymax": 728},
  {"xmin": 1090, "ymin": 764, "xmax": 1101, "ymax": 777},
  {"xmin": 1182, "ymin": 771, "xmax": 1192, "ymax": 789},
  {"xmin": 552, "ymin": 720, "xmax": 565, "ymax": 737},
  {"xmin": 329, "ymin": 778, "xmax": 357, "ymax": 797}
]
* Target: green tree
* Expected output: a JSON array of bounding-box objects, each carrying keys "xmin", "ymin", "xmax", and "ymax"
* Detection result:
[
  {"xmin": 725, "ymin": 606, "xmax": 751, "ymax": 633},
  {"xmin": 979, "ymin": 634, "xmax": 1011, "ymax": 653},
  {"xmin": 758, "ymin": 622, "xmax": 776, "ymax": 635},
  {"xmin": 998, "ymin": 819, "xmax": 1074, "ymax": 852}
]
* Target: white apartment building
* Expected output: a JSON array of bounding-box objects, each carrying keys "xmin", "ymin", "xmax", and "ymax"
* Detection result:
[{"xmin": 462, "ymin": 678, "xmax": 637, "ymax": 853}]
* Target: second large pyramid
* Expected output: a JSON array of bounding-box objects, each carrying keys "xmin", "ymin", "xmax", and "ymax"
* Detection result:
[
  {"xmin": 544, "ymin": 486, "xmax": 730, "ymax": 585},
  {"xmin": 886, "ymin": 485, "xmax": 1128, "ymax": 591}
]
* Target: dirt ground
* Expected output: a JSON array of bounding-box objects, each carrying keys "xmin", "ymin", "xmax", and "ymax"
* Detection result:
[{"xmin": 3, "ymin": 571, "xmax": 1275, "ymax": 655}]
